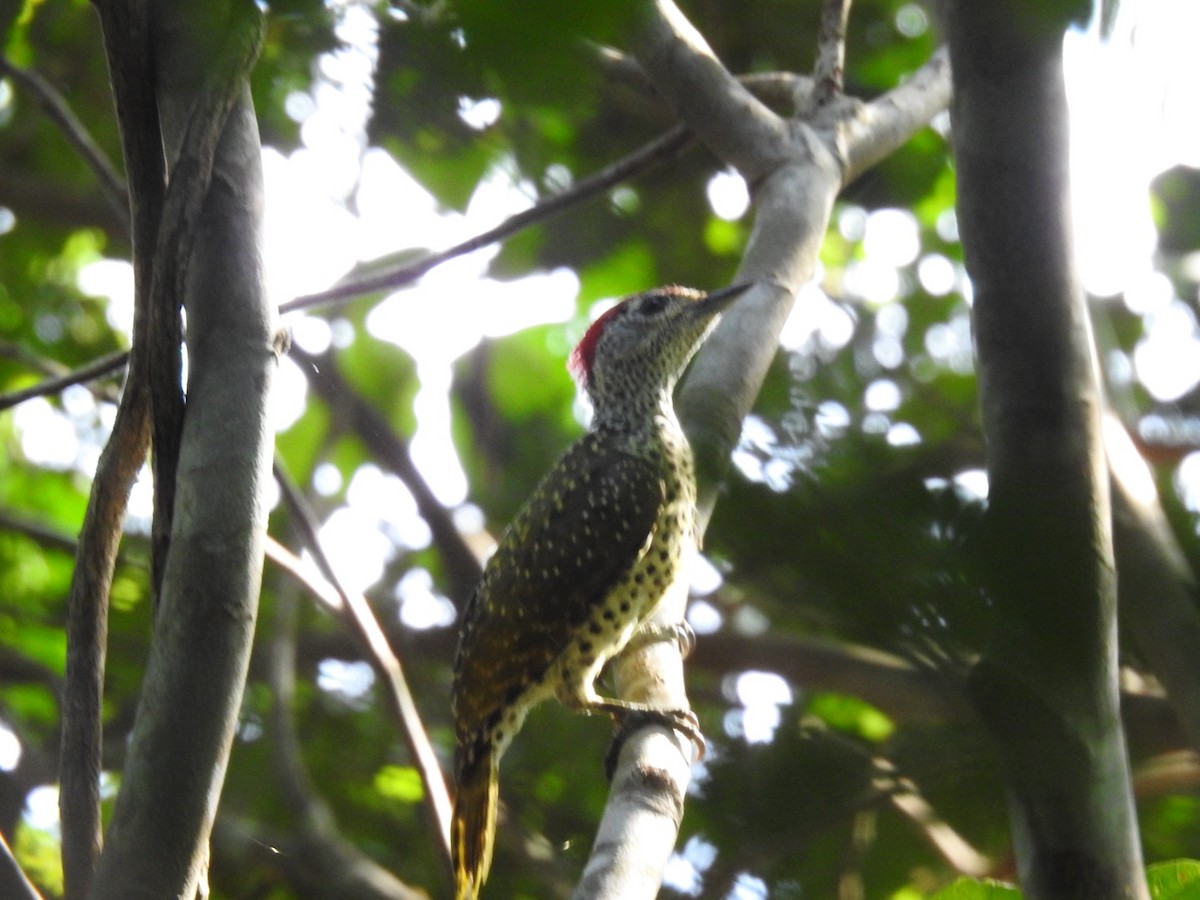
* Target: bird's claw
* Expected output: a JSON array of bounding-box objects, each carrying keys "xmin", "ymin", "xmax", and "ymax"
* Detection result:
[
  {"xmin": 626, "ymin": 620, "xmax": 696, "ymax": 659},
  {"xmin": 604, "ymin": 708, "xmax": 706, "ymax": 780}
]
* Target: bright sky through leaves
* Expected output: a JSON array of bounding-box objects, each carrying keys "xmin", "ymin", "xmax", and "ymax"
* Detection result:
[{"xmin": 51, "ymin": 0, "xmax": 1200, "ymax": 681}]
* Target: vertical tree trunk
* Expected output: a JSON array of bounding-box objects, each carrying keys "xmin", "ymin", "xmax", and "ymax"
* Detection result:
[
  {"xmin": 947, "ymin": 2, "xmax": 1147, "ymax": 896},
  {"xmin": 89, "ymin": 2, "xmax": 276, "ymax": 896}
]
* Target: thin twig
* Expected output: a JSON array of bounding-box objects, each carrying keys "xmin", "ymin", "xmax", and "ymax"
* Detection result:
[
  {"xmin": 593, "ymin": 43, "xmax": 816, "ymax": 118},
  {"xmin": 0, "ymin": 507, "xmax": 86, "ymax": 556},
  {"xmin": 0, "ymin": 339, "xmax": 76, "ymax": 376},
  {"xmin": 0, "ymin": 57, "xmax": 129, "ymax": 228},
  {"xmin": 265, "ymin": 575, "xmax": 428, "ymax": 900},
  {"xmin": 280, "ymin": 123, "xmax": 692, "ymax": 315},
  {"xmin": 813, "ymin": 0, "xmax": 852, "ymax": 105},
  {"xmin": 273, "ymin": 461, "xmax": 455, "ymax": 880},
  {"xmin": 290, "ymin": 346, "xmax": 483, "ymax": 602},
  {"xmin": 874, "ymin": 759, "xmax": 994, "ymax": 877},
  {"xmin": 1, "ymin": 124, "xmax": 697, "ymax": 415},
  {"xmin": 0, "ymin": 350, "xmax": 128, "ymax": 413},
  {"xmin": 0, "ymin": 832, "xmax": 43, "ymax": 900}
]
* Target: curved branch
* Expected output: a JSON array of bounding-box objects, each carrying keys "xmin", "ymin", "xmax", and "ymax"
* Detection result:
[
  {"xmin": 841, "ymin": 46, "xmax": 951, "ymax": 181},
  {"xmin": 0, "ymin": 832, "xmax": 42, "ymax": 900},
  {"xmin": 89, "ymin": 2, "xmax": 272, "ymax": 896},
  {"xmin": 59, "ymin": 1, "xmax": 161, "ymax": 893},
  {"xmin": 594, "ymin": 44, "xmax": 815, "ymax": 120},
  {"xmin": 632, "ymin": 0, "xmax": 794, "ymax": 181},
  {"xmin": 263, "ymin": 565, "xmax": 428, "ymax": 900},
  {"xmin": 290, "ymin": 346, "xmax": 483, "ymax": 602},
  {"xmin": 0, "ymin": 57, "xmax": 129, "ymax": 227},
  {"xmin": 273, "ymin": 463, "xmax": 454, "ymax": 877}
]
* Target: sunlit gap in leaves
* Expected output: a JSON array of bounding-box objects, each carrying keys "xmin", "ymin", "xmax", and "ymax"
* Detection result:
[
  {"xmin": 58, "ymin": 0, "xmax": 591, "ymax": 616},
  {"xmin": 735, "ymin": 201, "xmax": 958, "ymax": 493},
  {"xmin": 0, "ymin": 722, "xmax": 20, "ymax": 772},
  {"xmin": 665, "ymin": 845, "xmax": 770, "ymax": 900},
  {"xmin": 261, "ymin": 0, "xmax": 583, "ymax": 606},
  {"xmin": 22, "ymin": 775, "xmax": 116, "ymax": 836},
  {"xmin": 0, "ymin": 76, "xmax": 13, "ymax": 120},
  {"xmin": 721, "ymin": 670, "xmax": 793, "ymax": 745},
  {"xmin": 317, "ymin": 658, "xmax": 376, "ymax": 710},
  {"xmin": 663, "ymin": 834, "xmax": 717, "ymax": 898},
  {"xmin": 1064, "ymin": 2, "xmax": 1200, "ymax": 523},
  {"xmin": 1173, "ymin": 454, "xmax": 1200, "ymax": 524}
]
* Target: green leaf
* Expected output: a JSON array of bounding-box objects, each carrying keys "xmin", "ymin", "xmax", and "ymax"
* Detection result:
[
  {"xmin": 1149, "ymin": 860, "xmax": 1200, "ymax": 899},
  {"xmin": 806, "ymin": 692, "xmax": 895, "ymax": 742},
  {"xmin": 929, "ymin": 878, "xmax": 1022, "ymax": 899},
  {"xmin": 14, "ymin": 820, "xmax": 63, "ymax": 897},
  {"xmin": 373, "ymin": 764, "xmax": 425, "ymax": 804}
]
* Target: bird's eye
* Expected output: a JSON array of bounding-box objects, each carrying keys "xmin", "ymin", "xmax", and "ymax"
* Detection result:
[{"xmin": 637, "ymin": 294, "xmax": 669, "ymax": 316}]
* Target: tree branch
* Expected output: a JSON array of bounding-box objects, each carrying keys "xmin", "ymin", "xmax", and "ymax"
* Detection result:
[
  {"xmin": 144, "ymin": 0, "xmax": 263, "ymax": 598},
  {"xmin": 633, "ymin": 0, "xmax": 794, "ymax": 181},
  {"xmin": 841, "ymin": 46, "xmax": 951, "ymax": 182},
  {"xmin": 812, "ymin": 0, "xmax": 851, "ymax": 105},
  {"xmin": 0, "ymin": 120, "xmax": 695, "ymax": 419},
  {"xmin": 1107, "ymin": 416, "xmax": 1200, "ymax": 754},
  {"xmin": 948, "ymin": 1, "xmax": 1146, "ymax": 895},
  {"xmin": 878, "ymin": 760, "xmax": 994, "ymax": 878},
  {"xmin": 59, "ymin": 1, "xmax": 161, "ymax": 894},
  {"xmin": 593, "ymin": 44, "xmax": 815, "ymax": 120},
  {"xmin": 280, "ymin": 123, "xmax": 691, "ymax": 315},
  {"xmin": 0, "ymin": 832, "xmax": 42, "ymax": 900},
  {"xmin": 0, "ymin": 56, "xmax": 129, "ymax": 228},
  {"xmin": 577, "ymin": 2, "xmax": 952, "ymax": 895},
  {"xmin": 0, "ymin": 350, "xmax": 127, "ymax": 413},
  {"xmin": 89, "ymin": 1, "xmax": 274, "ymax": 895},
  {"xmin": 274, "ymin": 462, "xmax": 454, "ymax": 878},
  {"xmin": 290, "ymin": 346, "xmax": 484, "ymax": 602},
  {"xmin": 263, "ymin": 569, "xmax": 429, "ymax": 900}
]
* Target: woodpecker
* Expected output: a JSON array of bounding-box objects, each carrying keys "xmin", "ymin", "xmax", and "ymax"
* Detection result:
[{"xmin": 451, "ymin": 283, "xmax": 750, "ymax": 899}]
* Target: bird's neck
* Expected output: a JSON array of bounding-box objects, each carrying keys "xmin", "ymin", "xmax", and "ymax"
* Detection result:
[{"xmin": 589, "ymin": 386, "xmax": 681, "ymax": 448}]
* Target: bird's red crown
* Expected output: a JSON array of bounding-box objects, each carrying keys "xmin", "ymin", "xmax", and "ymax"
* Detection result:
[{"xmin": 568, "ymin": 303, "xmax": 626, "ymax": 386}]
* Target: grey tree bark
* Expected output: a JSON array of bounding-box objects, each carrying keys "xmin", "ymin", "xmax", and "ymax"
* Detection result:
[
  {"xmin": 948, "ymin": 1, "xmax": 1148, "ymax": 896},
  {"xmin": 87, "ymin": 2, "xmax": 277, "ymax": 897}
]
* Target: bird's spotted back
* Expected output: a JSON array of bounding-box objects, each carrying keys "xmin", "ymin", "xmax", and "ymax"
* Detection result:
[{"xmin": 452, "ymin": 431, "xmax": 666, "ymax": 749}]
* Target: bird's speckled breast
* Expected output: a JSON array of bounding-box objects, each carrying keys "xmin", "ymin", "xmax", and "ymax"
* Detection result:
[{"xmin": 547, "ymin": 411, "xmax": 698, "ymax": 707}]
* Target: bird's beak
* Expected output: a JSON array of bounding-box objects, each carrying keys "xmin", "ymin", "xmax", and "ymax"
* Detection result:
[{"xmin": 694, "ymin": 282, "xmax": 753, "ymax": 317}]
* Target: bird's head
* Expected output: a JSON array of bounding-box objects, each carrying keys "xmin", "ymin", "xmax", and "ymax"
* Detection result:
[{"xmin": 568, "ymin": 284, "xmax": 751, "ymax": 414}]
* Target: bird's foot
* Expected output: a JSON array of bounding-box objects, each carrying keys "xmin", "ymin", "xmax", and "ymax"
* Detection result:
[
  {"xmin": 604, "ymin": 707, "xmax": 705, "ymax": 780},
  {"xmin": 626, "ymin": 620, "xmax": 696, "ymax": 659}
]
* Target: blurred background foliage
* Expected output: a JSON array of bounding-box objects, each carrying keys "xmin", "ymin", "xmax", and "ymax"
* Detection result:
[{"xmin": 2, "ymin": 0, "xmax": 1199, "ymax": 897}]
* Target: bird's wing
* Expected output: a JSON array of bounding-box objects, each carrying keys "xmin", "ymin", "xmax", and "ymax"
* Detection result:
[{"xmin": 452, "ymin": 433, "xmax": 664, "ymax": 738}]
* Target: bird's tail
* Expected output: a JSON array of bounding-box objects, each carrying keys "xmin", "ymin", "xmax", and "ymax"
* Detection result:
[{"xmin": 452, "ymin": 745, "xmax": 499, "ymax": 900}]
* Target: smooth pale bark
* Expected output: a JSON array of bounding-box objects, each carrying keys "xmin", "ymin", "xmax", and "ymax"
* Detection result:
[
  {"xmin": 948, "ymin": 2, "xmax": 1147, "ymax": 896},
  {"xmin": 89, "ymin": 3, "xmax": 276, "ymax": 897}
]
